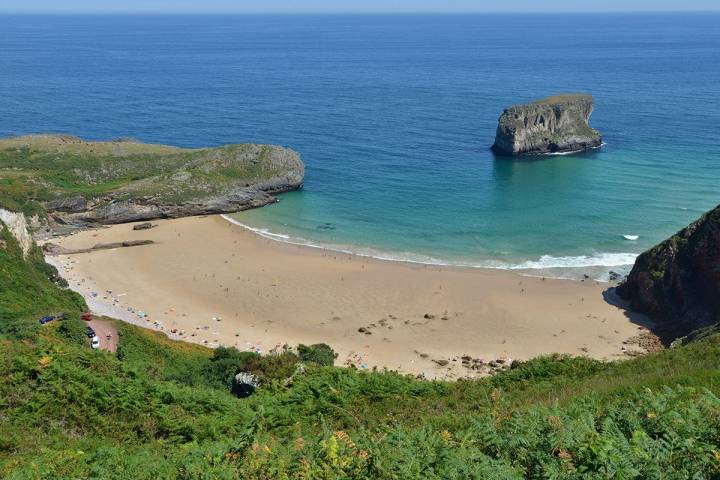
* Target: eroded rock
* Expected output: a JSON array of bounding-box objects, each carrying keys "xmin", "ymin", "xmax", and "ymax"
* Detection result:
[
  {"xmin": 0, "ymin": 208, "xmax": 32, "ymax": 256},
  {"xmin": 133, "ymin": 222, "xmax": 156, "ymax": 231},
  {"xmin": 617, "ymin": 204, "xmax": 720, "ymax": 340},
  {"xmin": 43, "ymin": 239, "xmax": 154, "ymax": 255},
  {"xmin": 492, "ymin": 93, "xmax": 602, "ymax": 155}
]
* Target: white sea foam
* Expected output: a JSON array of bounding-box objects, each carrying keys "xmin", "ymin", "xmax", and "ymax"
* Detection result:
[
  {"xmin": 221, "ymin": 215, "xmax": 637, "ymax": 280},
  {"xmin": 222, "ymin": 217, "xmax": 291, "ymax": 241},
  {"xmin": 540, "ymin": 142, "xmax": 605, "ymax": 156},
  {"xmin": 542, "ymin": 149, "xmax": 584, "ymax": 156},
  {"xmin": 499, "ymin": 253, "xmax": 638, "ymax": 270}
]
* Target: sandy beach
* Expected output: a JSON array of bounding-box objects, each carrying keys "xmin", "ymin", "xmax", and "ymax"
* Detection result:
[{"xmin": 47, "ymin": 215, "xmax": 651, "ymax": 379}]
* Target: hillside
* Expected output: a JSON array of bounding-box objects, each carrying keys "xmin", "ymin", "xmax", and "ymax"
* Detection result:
[
  {"xmin": 617, "ymin": 204, "xmax": 720, "ymax": 341},
  {"xmin": 0, "ymin": 135, "xmax": 304, "ymax": 229},
  {"xmin": 2, "ymin": 211, "xmax": 720, "ymax": 478}
]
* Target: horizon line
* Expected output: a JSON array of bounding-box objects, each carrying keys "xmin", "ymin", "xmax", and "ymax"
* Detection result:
[{"xmin": 1, "ymin": 10, "xmax": 719, "ymax": 15}]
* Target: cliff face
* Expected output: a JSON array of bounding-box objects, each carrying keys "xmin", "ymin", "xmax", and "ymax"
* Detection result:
[
  {"xmin": 492, "ymin": 94, "xmax": 602, "ymax": 155},
  {"xmin": 0, "ymin": 135, "xmax": 304, "ymax": 230},
  {"xmin": 0, "ymin": 208, "xmax": 31, "ymax": 256},
  {"xmin": 617, "ymin": 205, "xmax": 720, "ymax": 339}
]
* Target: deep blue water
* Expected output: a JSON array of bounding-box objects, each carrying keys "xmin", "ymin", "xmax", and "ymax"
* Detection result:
[{"xmin": 2, "ymin": 13, "xmax": 719, "ymax": 278}]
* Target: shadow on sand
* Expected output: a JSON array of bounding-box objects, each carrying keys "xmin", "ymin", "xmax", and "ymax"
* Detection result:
[{"xmin": 602, "ymin": 286, "xmax": 671, "ymax": 345}]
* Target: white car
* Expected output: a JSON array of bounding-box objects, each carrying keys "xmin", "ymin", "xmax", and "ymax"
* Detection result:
[{"xmin": 91, "ymin": 336, "xmax": 100, "ymax": 349}]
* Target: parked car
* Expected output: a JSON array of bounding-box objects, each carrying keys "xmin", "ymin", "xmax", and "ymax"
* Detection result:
[
  {"xmin": 39, "ymin": 315, "xmax": 55, "ymax": 325},
  {"xmin": 81, "ymin": 312, "xmax": 93, "ymax": 322},
  {"xmin": 86, "ymin": 326, "xmax": 96, "ymax": 338},
  {"xmin": 91, "ymin": 336, "xmax": 100, "ymax": 349}
]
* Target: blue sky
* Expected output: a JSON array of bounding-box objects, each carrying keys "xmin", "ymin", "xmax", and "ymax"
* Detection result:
[{"xmin": 1, "ymin": 0, "xmax": 718, "ymax": 13}]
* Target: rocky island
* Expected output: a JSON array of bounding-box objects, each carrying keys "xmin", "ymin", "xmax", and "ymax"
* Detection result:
[
  {"xmin": 492, "ymin": 93, "xmax": 602, "ymax": 155},
  {"xmin": 0, "ymin": 135, "xmax": 304, "ymax": 232}
]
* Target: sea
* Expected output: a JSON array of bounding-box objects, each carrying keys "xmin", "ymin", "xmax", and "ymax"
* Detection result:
[{"xmin": 2, "ymin": 13, "xmax": 719, "ymax": 280}]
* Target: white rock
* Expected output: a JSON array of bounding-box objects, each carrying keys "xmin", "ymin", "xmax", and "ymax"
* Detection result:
[{"xmin": 0, "ymin": 208, "xmax": 32, "ymax": 256}]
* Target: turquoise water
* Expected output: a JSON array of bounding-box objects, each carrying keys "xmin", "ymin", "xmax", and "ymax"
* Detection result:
[{"xmin": 2, "ymin": 14, "xmax": 719, "ymax": 278}]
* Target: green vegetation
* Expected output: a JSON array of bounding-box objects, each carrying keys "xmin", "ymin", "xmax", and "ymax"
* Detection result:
[
  {"xmin": 528, "ymin": 93, "xmax": 593, "ymax": 106},
  {"xmin": 0, "ymin": 176, "xmax": 49, "ymax": 220},
  {"xmin": 0, "ymin": 135, "xmax": 299, "ymax": 219},
  {"xmin": 2, "ymin": 214, "xmax": 720, "ymax": 478},
  {"xmin": 57, "ymin": 316, "xmax": 89, "ymax": 346},
  {"xmin": 298, "ymin": 343, "xmax": 338, "ymax": 366},
  {"xmin": 0, "ymin": 221, "xmax": 84, "ymax": 339}
]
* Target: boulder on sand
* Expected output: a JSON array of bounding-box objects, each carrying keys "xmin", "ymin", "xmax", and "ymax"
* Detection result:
[{"xmin": 133, "ymin": 222, "xmax": 156, "ymax": 231}]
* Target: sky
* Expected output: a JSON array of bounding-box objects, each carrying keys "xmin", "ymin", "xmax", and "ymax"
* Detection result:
[{"xmin": 0, "ymin": 0, "xmax": 718, "ymax": 14}]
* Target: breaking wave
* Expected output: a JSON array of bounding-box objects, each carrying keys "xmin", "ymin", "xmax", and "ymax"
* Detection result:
[{"xmin": 221, "ymin": 215, "xmax": 637, "ymax": 281}]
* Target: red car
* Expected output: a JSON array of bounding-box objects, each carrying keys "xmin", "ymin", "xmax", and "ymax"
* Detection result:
[{"xmin": 81, "ymin": 313, "xmax": 94, "ymax": 322}]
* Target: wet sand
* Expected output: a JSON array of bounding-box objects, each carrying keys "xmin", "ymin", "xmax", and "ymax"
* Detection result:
[{"xmin": 48, "ymin": 215, "xmax": 649, "ymax": 379}]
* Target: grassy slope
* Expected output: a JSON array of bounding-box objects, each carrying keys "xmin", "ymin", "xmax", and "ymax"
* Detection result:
[
  {"xmin": 1, "ymin": 219, "xmax": 720, "ymax": 478},
  {"xmin": 0, "ymin": 135, "xmax": 294, "ymax": 218},
  {"xmin": 0, "ymin": 223, "xmax": 85, "ymax": 339}
]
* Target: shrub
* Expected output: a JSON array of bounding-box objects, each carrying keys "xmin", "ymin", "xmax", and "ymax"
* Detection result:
[
  {"xmin": 57, "ymin": 317, "xmax": 88, "ymax": 346},
  {"xmin": 204, "ymin": 347, "xmax": 262, "ymax": 389},
  {"xmin": 206, "ymin": 346, "xmax": 299, "ymax": 390},
  {"xmin": 489, "ymin": 354, "xmax": 604, "ymax": 389},
  {"xmin": 298, "ymin": 343, "xmax": 337, "ymax": 366}
]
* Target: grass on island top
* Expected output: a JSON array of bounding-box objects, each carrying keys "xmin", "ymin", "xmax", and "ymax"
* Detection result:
[
  {"xmin": 1, "ymin": 214, "xmax": 720, "ymax": 478},
  {"xmin": 528, "ymin": 93, "xmax": 593, "ymax": 106}
]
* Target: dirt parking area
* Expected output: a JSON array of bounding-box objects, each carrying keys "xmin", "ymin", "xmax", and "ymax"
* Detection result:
[{"xmin": 87, "ymin": 318, "xmax": 118, "ymax": 352}]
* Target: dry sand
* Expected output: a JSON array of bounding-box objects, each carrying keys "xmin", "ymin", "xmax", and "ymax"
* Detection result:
[{"xmin": 48, "ymin": 215, "xmax": 650, "ymax": 379}]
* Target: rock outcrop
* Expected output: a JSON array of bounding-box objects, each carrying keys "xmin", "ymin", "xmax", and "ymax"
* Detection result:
[
  {"xmin": 0, "ymin": 208, "xmax": 32, "ymax": 256},
  {"xmin": 617, "ymin": 205, "xmax": 720, "ymax": 340},
  {"xmin": 132, "ymin": 222, "xmax": 156, "ymax": 231},
  {"xmin": 0, "ymin": 135, "xmax": 304, "ymax": 232},
  {"xmin": 43, "ymin": 239, "xmax": 154, "ymax": 256},
  {"xmin": 492, "ymin": 94, "xmax": 602, "ymax": 155},
  {"xmin": 46, "ymin": 189, "xmax": 284, "ymax": 227}
]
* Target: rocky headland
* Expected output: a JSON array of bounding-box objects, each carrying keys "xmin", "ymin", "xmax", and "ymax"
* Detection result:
[
  {"xmin": 617, "ymin": 204, "xmax": 720, "ymax": 341},
  {"xmin": 492, "ymin": 93, "xmax": 602, "ymax": 155},
  {"xmin": 0, "ymin": 135, "xmax": 304, "ymax": 233}
]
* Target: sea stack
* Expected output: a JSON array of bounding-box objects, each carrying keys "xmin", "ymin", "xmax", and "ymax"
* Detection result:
[{"xmin": 491, "ymin": 93, "xmax": 602, "ymax": 155}]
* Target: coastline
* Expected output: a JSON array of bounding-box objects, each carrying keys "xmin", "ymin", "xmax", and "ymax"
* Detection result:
[
  {"xmin": 47, "ymin": 214, "xmax": 653, "ymax": 379},
  {"xmin": 222, "ymin": 214, "xmax": 638, "ymax": 282}
]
